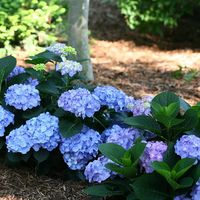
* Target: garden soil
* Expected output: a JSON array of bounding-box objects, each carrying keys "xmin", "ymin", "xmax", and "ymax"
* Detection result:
[{"xmin": 1, "ymin": 1, "xmax": 200, "ymax": 199}]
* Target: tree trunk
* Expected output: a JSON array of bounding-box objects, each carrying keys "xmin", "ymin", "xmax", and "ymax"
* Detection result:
[{"xmin": 67, "ymin": 0, "xmax": 94, "ymax": 81}]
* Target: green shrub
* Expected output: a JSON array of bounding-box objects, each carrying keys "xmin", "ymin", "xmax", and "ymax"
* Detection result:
[
  {"xmin": 118, "ymin": 0, "xmax": 200, "ymax": 34},
  {"xmin": 0, "ymin": 0, "xmax": 66, "ymax": 51}
]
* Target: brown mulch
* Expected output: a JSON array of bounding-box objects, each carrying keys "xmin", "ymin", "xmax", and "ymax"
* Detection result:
[{"xmin": 0, "ymin": 164, "xmax": 88, "ymax": 200}]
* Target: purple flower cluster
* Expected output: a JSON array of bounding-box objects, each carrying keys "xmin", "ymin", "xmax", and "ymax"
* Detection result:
[
  {"xmin": 191, "ymin": 179, "xmax": 200, "ymax": 200},
  {"xmin": 7, "ymin": 66, "xmax": 25, "ymax": 80},
  {"xmin": 102, "ymin": 125, "xmax": 141, "ymax": 150},
  {"xmin": 56, "ymin": 60, "xmax": 82, "ymax": 77},
  {"xmin": 84, "ymin": 156, "xmax": 111, "ymax": 183},
  {"xmin": 140, "ymin": 141, "xmax": 167, "ymax": 173},
  {"xmin": 174, "ymin": 195, "xmax": 190, "ymax": 200},
  {"xmin": 132, "ymin": 96, "xmax": 153, "ymax": 116},
  {"xmin": 58, "ymin": 88, "xmax": 100, "ymax": 118},
  {"xmin": 0, "ymin": 106, "xmax": 14, "ymax": 137},
  {"xmin": 46, "ymin": 43, "xmax": 68, "ymax": 56},
  {"xmin": 93, "ymin": 86, "xmax": 127, "ymax": 111},
  {"xmin": 124, "ymin": 96, "xmax": 135, "ymax": 111},
  {"xmin": 174, "ymin": 135, "xmax": 200, "ymax": 160},
  {"xmin": 5, "ymin": 84, "xmax": 41, "ymax": 110},
  {"xmin": 6, "ymin": 113, "xmax": 60, "ymax": 154},
  {"xmin": 59, "ymin": 126, "xmax": 101, "ymax": 170}
]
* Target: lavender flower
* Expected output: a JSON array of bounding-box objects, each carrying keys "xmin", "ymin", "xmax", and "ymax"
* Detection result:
[
  {"xmin": 0, "ymin": 106, "xmax": 14, "ymax": 136},
  {"xmin": 26, "ymin": 78, "xmax": 39, "ymax": 87},
  {"xmin": 84, "ymin": 156, "xmax": 112, "ymax": 183},
  {"xmin": 93, "ymin": 86, "xmax": 127, "ymax": 111},
  {"xmin": 5, "ymin": 84, "xmax": 41, "ymax": 110},
  {"xmin": 140, "ymin": 141, "xmax": 167, "ymax": 173},
  {"xmin": 191, "ymin": 179, "xmax": 200, "ymax": 200},
  {"xmin": 102, "ymin": 125, "xmax": 141, "ymax": 149},
  {"xmin": 174, "ymin": 135, "xmax": 200, "ymax": 160},
  {"xmin": 58, "ymin": 88, "xmax": 100, "ymax": 119},
  {"xmin": 46, "ymin": 43, "xmax": 67, "ymax": 56},
  {"xmin": 59, "ymin": 126, "xmax": 101, "ymax": 170},
  {"xmin": 132, "ymin": 96, "xmax": 153, "ymax": 116},
  {"xmin": 7, "ymin": 66, "xmax": 25, "ymax": 80},
  {"xmin": 174, "ymin": 195, "xmax": 190, "ymax": 200},
  {"xmin": 124, "ymin": 96, "xmax": 135, "ymax": 111},
  {"xmin": 56, "ymin": 60, "xmax": 82, "ymax": 77},
  {"xmin": 6, "ymin": 113, "xmax": 60, "ymax": 154}
]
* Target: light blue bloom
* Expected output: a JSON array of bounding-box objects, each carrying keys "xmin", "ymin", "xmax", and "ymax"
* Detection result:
[
  {"xmin": 58, "ymin": 88, "xmax": 101, "ymax": 119},
  {"xmin": 84, "ymin": 156, "xmax": 112, "ymax": 183},
  {"xmin": 46, "ymin": 43, "xmax": 67, "ymax": 56},
  {"xmin": 0, "ymin": 106, "xmax": 14, "ymax": 137},
  {"xmin": 6, "ymin": 113, "xmax": 60, "ymax": 154},
  {"xmin": 60, "ymin": 126, "xmax": 101, "ymax": 170},
  {"xmin": 5, "ymin": 84, "xmax": 41, "ymax": 110},
  {"xmin": 140, "ymin": 141, "xmax": 167, "ymax": 173},
  {"xmin": 7, "ymin": 66, "xmax": 25, "ymax": 80},
  {"xmin": 102, "ymin": 125, "xmax": 141, "ymax": 149},
  {"xmin": 93, "ymin": 86, "xmax": 127, "ymax": 111},
  {"xmin": 175, "ymin": 135, "xmax": 200, "ymax": 160},
  {"xmin": 26, "ymin": 78, "xmax": 39, "ymax": 87},
  {"xmin": 56, "ymin": 60, "xmax": 82, "ymax": 77},
  {"xmin": 174, "ymin": 195, "xmax": 190, "ymax": 200},
  {"xmin": 191, "ymin": 179, "xmax": 200, "ymax": 200}
]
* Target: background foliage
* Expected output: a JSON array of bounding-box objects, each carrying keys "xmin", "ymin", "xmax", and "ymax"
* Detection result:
[
  {"xmin": 0, "ymin": 0, "xmax": 66, "ymax": 53},
  {"xmin": 117, "ymin": 0, "xmax": 200, "ymax": 34}
]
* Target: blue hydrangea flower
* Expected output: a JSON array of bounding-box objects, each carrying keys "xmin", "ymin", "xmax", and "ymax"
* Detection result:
[
  {"xmin": 174, "ymin": 195, "xmax": 190, "ymax": 200},
  {"xmin": 58, "ymin": 88, "xmax": 101, "ymax": 119},
  {"xmin": 5, "ymin": 84, "xmax": 41, "ymax": 110},
  {"xmin": 0, "ymin": 106, "xmax": 14, "ymax": 137},
  {"xmin": 140, "ymin": 141, "xmax": 167, "ymax": 173},
  {"xmin": 175, "ymin": 135, "xmax": 200, "ymax": 160},
  {"xmin": 102, "ymin": 125, "xmax": 141, "ymax": 150},
  {"xmin": 124, "ymin": 96, "xmax": 136, "ymax": 111},
  {"xmin": 132, "ymin": 96, "xmax": 153, "ymax": 116},
  {"xmin": 26, "ymin": 78, "xmax": 39, "ymax": 87},
  {"xmin": 84, "ymin": 156, "xmax": 112, "ymax": 183},
  {"xmin": 191, "ymin": 179, "xmax": 200, "ymax": 200},
  {"xmin": 6, "ymin": 113, "xmax": 60, "ymax": 154},
  {"xmin": 93, "ymin": 86, "xmax": 127, "ymax": 111},
  {"xmin": 6, "ymin": 125, "xmax": 32, "ymax": 154},
  {"xmin": 46, "ymin": 43, "xmax": 67, "ymax": 56},
  {"xmin": 59, "ymin": 126, "xmax": 101, "ymax": 170},
  {"xmin": 7, "ymin": 66, "xmax": 25, "ymax": 80},
  {"xmin": 56, "ymin": 60, "xmax": 82, "ymax": 77}
]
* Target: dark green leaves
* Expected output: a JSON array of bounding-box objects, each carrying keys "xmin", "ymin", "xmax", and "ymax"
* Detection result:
[
  {"xmin": 33, "ymin": 149, "xmax": 50, "ymax": 163},
  {"xmin": 59, "ymin": 119, "xmax": 83, "ymax": 138}
]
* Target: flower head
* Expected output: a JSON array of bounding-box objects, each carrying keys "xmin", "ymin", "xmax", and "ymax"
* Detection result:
[
  {"xmin": 102, "ymin": 125, "xmax": 141, "ymax": 150},
  {"xmin": 140, "ymin": 141, "xmax": 167, "ymax": 173},
  {"xmin": 5, "ymin": 84, "xmax": 41, "ymax": 110},
  {"xmin": 60, "ymin": 126, "xmax": 101, "ymax": 170},
  {"xmin": 58, "ymin": 88, "xmax": 100, "ymax": 119},
  {"xmin": 191, "ymin": 179, "xmax": 200, "ymax": 200},
  {"xmin": 175, "ymin": 135, "xmax": 200, "ymax": 160},
  {"xmin": 0, "ymin": 106, "xmax": 14, "ymax": 136},
  {"xmin": 56, "ymin": 60, "xmax": 82, "ymax": 77},
  {"xmin": 132, "ymin": 96, "xmax": 153, "ymax": 116},
  {"xmin": 93, "ymin": 86, "xmax": 127, "ymax": 111},
  {"xmin": 7, "ymin": 66, "xmax": 25, "ymax": 80},
  {"xmin": 6, "ymin": 113, "xmax": 60, "ymax": 154},
  {"xmin": 84, "ymin": 156, "xmax": 112, "ymax": 183}
]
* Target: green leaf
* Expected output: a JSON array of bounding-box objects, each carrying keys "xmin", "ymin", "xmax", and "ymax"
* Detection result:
[
  {"xmin": 106, "ymin": 163, "xmax": 137, "ymax": 178},
  {"xmin": 7, "ymin": 152, "xmax": 21, "ymax": 163},
  {"xmin": 99, "ymin": 143, "xmax": 126, "ymax": 165},
  {"xmin": 0, "ymin": 55, "xmax": 16, "ymax": 80},
  {"xmin": 33, "ymin": 149, "xmax": 49, "ymax": 163},
  {"xmin": 172, "ymin": 158, "xmax": 195, "ymax": 179},
  {"xmin": 84, "ymin": 185, "xmax": 123, "ymax": 197},
  {"xmin": 36, "ymin": 80, "xmax": 59, "ymax": 95},
  {"xmin": 151, "ymin": 161, "xmax": 171, "ymax": 179},
  {"xmin": 152, "ymin": 91, "xmax": 179, "ymax": 107},
  {"xmin": 124, "ymin": 116, "xmax": 161, "ymax": 134},
  {"xmin": 179, "ymin": 177, "xmax": 193, "ymax": 188},
  {"xmin": 59, "ymin": 119, "xmax": 83, "ymax": 138},
  {"xmin": 7, "ymin": 73, "xmax": 30, "ymax": 86},
  {"xmin": 22, "ymin": 106, "xmax": 44, "ymax": 119},
  {"xmin": 132, "ymin": 173, "xmax": 170, "ymax": 200}
]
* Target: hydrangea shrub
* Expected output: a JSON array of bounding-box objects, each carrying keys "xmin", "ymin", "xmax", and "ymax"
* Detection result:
[{"xmin": 0, "ymin": 43, "xmax": 200, "ymax": 200}]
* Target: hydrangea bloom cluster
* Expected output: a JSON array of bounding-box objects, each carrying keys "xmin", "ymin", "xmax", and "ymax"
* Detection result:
[
  {"xmin": 102, "ymin": 125, "xmax": 141, "ymax": 150},
  {"xmin": 46, "ymin": 43, "xmax": 68, "ymax": 56},
  {"xmin": 6, "ymin": 113, "xmax": 60, "ymax": 154},
  {"xmin": 0, "ymin": 106, "xmax": 14, "ymax": 137},
  {"xmin": 174, "ymin": 195, "xmax": 190, "ymax": 200},
  {"xmin": 174, "ymin": 135, "xmax": 200, "ymax": 160},
  {"xmin": 56, "ymin": 60, "xmax": 82, "ymax": 77},
  {"xmin": 140, "ymin": 141, "xmax": 167, "ymax": 173},
  {"xmin": 84, "ymin": 156, "xmax": 112, "ymax": 183},
  {"xmin": 5, "ymin": 84, "xmax": 41, "ymax": 110},
  {"xmin": 26, "ymin": 78, "xmax": 39, "ymax": 87},
  {"xmin": 191, "ymin": 179, "xmax": 200, "ymax": 200},
  {"xmin": 93, "ymin": 86, "xmax": 127, "ymax": 111},
  {"xmin": 59, "ymin": 126, "xmax": 101, "ymax": 170},
  {"xmin": 132, "ymin": 96, "xmax": 153, "ymax": 116},
  {"xmin": 7, "ymin": 66, "xmax": 25, "ymax": 80},
  {"xmin": 124, "ymin": 96, "xmax": 135, "ymax": 111},
  {"xmin": 58, "ymin": 88, "xmax": 100, "ymax": 119}
]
